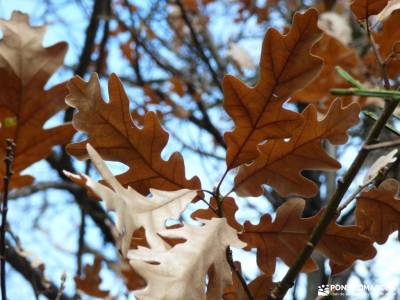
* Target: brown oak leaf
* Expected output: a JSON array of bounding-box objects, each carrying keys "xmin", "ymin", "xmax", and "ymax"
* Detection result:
[
  {"xmin": 293, "ymin": 34, "xmax": 361, "ymax": 109},
  {"xmin": 351, "ymin": 0, "xmax": 389, "ymax": 19},
  {"xmin": 223, "ymin": 8, "xmax": 323, "ymax": 168},
  {"xmin": 240, "ymin": 198, "xmax": 376, "ymax": 276},
  {"xmin": 234, "ymin": 99, "xmax": 360, "ymax": 198},
  {"xmin": 65, "ymin": 73, "xmax": 201, "ymax": 195},
  {"xmin": 374, "ymin": 9, "xmax": 400, "ymax": 78},
  {"xmin": 75, "ymin": 256, "xmax": 110, "ymax": 298},
  {"xmin": 191, "ymin": 197, "xmax": 242, "ymax": 231},
  {"xmin": 356, "ymin": 178, "xmax": 400, "ymax": 244},
  {"xmin": 0, "ymin": 12, "xmax": 75, "ymax": 188}
]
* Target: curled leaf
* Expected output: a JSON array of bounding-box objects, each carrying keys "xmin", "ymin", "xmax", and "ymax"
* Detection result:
[{"xmin": 363, "ymin": 149, "xmax": 398, "ymax": 184}]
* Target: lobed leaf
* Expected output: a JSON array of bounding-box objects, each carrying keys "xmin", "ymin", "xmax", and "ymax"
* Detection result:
[
  {"xmin": 66, "ymin": 73, "xmax": 201, "ymax": 195},
  {"xmin": 351, "ymin": 0, "xmax": 389, "ymax": 19},
  {"xmin": 128, "ymin": 218, "xmax": 246, "ymax": 300},
  {"xmin": 223, "ymin": 8, "xmax": 323, "ymax": 168},
  {"xmin": 240, "ymin": 198, "xmax": 376, "ymax": 276},
  {"xmin": 0, "ymin": 12, "xmax": 75, "ymax": 188},
  {"xmin": 356, "ymin": 178, "xmax": 400, "ymax": 244},
  {"xmin": 234, "ymin": 99, "xmax": 360, "ymax": 198},
  {"xmin": 67, "ymin": 144, "xmax": 198, "ymax": 255}
]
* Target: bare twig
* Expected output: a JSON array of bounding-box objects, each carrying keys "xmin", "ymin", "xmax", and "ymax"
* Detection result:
[
  {"xmin": 5, "ymin": 238, "xmax": 72, "ymax": 300},
  {"xmin": 1, "ymin": 139, "xmax": 15, "ymax": 300},
  {"xmin": 363, "ymin": 139, "xmax": 400, "ymax": 150},
  {"xmin": 226, "ymin": 247, "xmax": 254, "ymax": 300},
  {"xmin": 55, "ymin": 272, "xmax": 67, "ymax": 300},
  {"xmin": 337, "ymin": 180, "xmax": 372, "ymax": 213},
  {"xmin": 175, "ymin": 0, "xmax": 223, "ymax": 91},
  {"xmin": 7, "ymin": 181, "xmax": 80, "ymax": 200}
]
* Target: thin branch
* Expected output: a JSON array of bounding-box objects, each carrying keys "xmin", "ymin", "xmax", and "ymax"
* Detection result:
[
  {"xmin": 213, "ymin": 190, "xmax": 254, "ymax": 299},
  {"xmin": 226, "ymin": 247, "xmax": 254, "ymax": 300},
  {"xmin": 337, "ymin": 180, "xmax": 372, "ymax": 214},
  {"xmin": 8, "ymin": 181, "xmax": 80, "ymax": 200},
  {"xmin": 55, "ymin": 273, "xmax": 67, "ymax": 300},
  {"xmin": 175, "ymin": 0, "xmax": 223, "ymax": 91},
  {"xmin": 95, "ymin": 0, "xmax": 111, "ymax": 74},
  {"xmin": 76, "ymin": 210, "xmax": 86, "ymax": 277},
  {"xmin": 4, "ymin": 238, "xmax": 72, "ymax": 300},
  {"xmin": 1, "ymin": 139, "xmax": 15, "ymax": 300},
  {"xmin": 363, "ymin": 139, "xmax": 400, "ymax": 150},
  {"xmin": 64, "ymin": 0, "xmax": 105, "ymax": 122}
]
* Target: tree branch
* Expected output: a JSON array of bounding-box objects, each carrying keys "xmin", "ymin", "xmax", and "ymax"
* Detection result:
[
  {"xmin": 5, "ymin": 238, "xmax": 72, "ymax": 300},
  {"xmin": 175, "ymin": 0, "xmax": 223, "ymax": 91},
  {"xmin": 1, "ymin": 139, "xmax": 15, "ymax": 300}
]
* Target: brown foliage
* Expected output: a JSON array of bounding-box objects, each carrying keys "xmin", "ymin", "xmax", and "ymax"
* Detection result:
[
  {"xmin": 223, "ymin": 8, "xmax": 322, "ymax": 168},
  {"xmin": 240, "ymin": 198, "xmax": 376, "ymax": 276},
  {"xmin": 75, "ymin": 256, "xmax": 110, "ymax": 298},
  {"xmin": 0, "ymin": 12, "xmax": 74, "ymax": 188},
  {"xmin": 66, "ymin": 73, "xmax": 201, "ymax": 195},
  {"xmin": 374, "ymin": 9, "xmax": 400, "ymax": 78},
  {"xmin": 356, "ymin": 178, "xmax": 400, "ymax": 244},
  {"xmin": 293, "ymin": 34, "xmax": 361, "ymax": 109},
  {"xmin": 234, "ymin": 99, "xmax": 360, "ymax": 197},
  {"xmin": 351, "ymin": 0, "xmax": 389, "ymax": 19}
]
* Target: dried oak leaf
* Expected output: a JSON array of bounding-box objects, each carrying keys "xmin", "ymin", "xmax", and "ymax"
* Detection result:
[
  {"xmin": 74, "ymin": 144, "xmax": 197, "ymax": 255},
  {"xmin": 240, "ymin": 198, "xmax": 376, "ymax": 276},
  {"xmin": 222, "ymin": 262, "xmax": 247, "ymax": 300},
  {"xmin": 0, "ymin": 11, "xmax": 74, "ymax": 188},
  {"xmin": 293, "ymin": 34, "xmax": 360, "ymax": 109},
  {"xmin": 234, "ymin": 99, "xmax": 360, "ymax": 198},
  {"xmin": 363, "ymin": 149, "xmax": 398, "ymax": 184},
  {"xmin": 351, "ymin": 0, "xmax": 389, "ymax": 19},
  {"xmin": 248, "ymin": 274, "xmax": 275, "ymax": 300},
  {"xmin": 374, "ymin": 9, "xmax": 400, "ymax": 78},
  {"xmin": 75, "ymin": 256, "xmax": 110, "ymax": 299},
  {"xmin": 356, "ymin": 178, "xmax": 400, "ymax": 244},
  {"xmin": 222, "ymin": 263, "xmax": 274, "ymax": 300},
  {"xmin": 128, "ymin": 218, "xmax": 246, "ymax": 300},
  {"xmin": 191, "ymin": 197, "xmax": 242, "ymax": 231},
  {"xmin": 65, "ymin": 73, "xmax": 201, "ymax": 195},
  {"xmin": 223, "ymin": 8, "xmax": 323, "ymax": 168}
]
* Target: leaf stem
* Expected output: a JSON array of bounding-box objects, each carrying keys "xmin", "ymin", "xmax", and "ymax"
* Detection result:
[
  {"xmin": 1, "ymin": 139, "xmax": 15, "ymax": 300},
  {"xmin": 214, "ymin": 190, "xmax": 254, "ymax": 300},
  {"xmin": 226, "ymin": 247, "xmax": 254, "ymax": 300},
  {"xmin": 335, "ymin": 66, "xmax": 364, "ymax": 88}
]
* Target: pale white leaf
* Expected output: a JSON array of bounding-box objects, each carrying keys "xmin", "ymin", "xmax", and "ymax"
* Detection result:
[
  {"xmin": 82, "ymin": 143, "xmax": 197, "ymax": 255},
  {"xmin": 318, "ymin": 12, "xmax": 352, "ymax": 45},
  {"xmin": 376, "ymin": 0, "xmax": 400, "ymax": 22},
  {"xmin": 363, "ymin": 149, "xmax": 398, "ymax": 184},
  {"xmin": 227, "ymin": 43, "xmax": 256, "ymax": 70},
  {"xmin": 128, "ymin": 218, "xmax": 246, "ymax": 300}
]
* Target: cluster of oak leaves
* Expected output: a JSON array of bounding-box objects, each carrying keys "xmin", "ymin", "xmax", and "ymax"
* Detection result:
[{"xmin": 1, "ymin": 1, "xmax": 400, "ymax": 299}]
